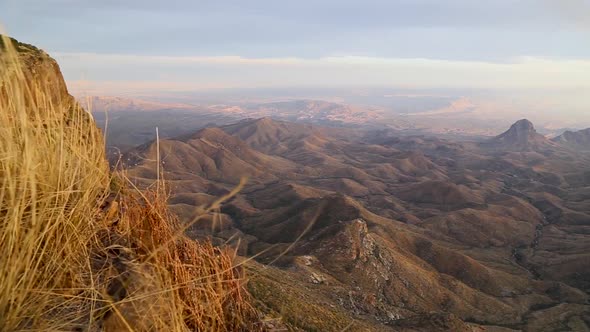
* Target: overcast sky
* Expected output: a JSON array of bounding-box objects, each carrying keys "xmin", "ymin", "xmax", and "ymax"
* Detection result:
[{"xmin": 1, "ymin": 0, "xmax": 589, "ymax": 96}]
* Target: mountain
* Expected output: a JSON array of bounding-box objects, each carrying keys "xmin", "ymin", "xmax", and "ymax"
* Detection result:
[
  {"xmin": 220, "ymin": 117, "xmax": 327, "ymax": 155},
  {"xmin": 487, "ymin": 119, "xmax": 558, "ymax": 151},
  {"xmin": 229, "ymin": 100, "xmax": 384, "ymax": 125},
  {"xmin": 125, "ymin": 126, "xmax": 297, "ymax": 186},
  {"xmin": 83, "ymin": 96, "xmax": 198, "ymax": 112},
  {"xmin": 553, "ymin": 128, "xmax": 590, "ymax": 150},
  {"xmin": 89, "ymin": 97, "xmax": 243, "ymax": 150},
  {"xmin": 125, "ymin": 117, "xmax": 590, "ymax": 331}
]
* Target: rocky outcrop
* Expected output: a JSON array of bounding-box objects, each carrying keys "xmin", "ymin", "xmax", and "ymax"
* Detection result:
[
  {"xmin": 1, "ymin": 36, "xmax": 76, "ymax": 109},
  {"xmin": 487, "ymin": 119, "xmax": 557, "ymax": 151},
  {"xmin": 0, "ymin": 35, "xmax": 100, "ymax": 148}
]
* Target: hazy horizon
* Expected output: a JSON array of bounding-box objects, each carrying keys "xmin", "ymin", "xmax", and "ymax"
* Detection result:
[{"xmin": 2, "ymin": 0, "xmax": 589, "ymax": 124}]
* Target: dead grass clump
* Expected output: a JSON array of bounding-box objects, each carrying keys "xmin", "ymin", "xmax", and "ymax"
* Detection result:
[{"xmin": 110, "ymin": 188, "xmax": 263, "ymax": 331}]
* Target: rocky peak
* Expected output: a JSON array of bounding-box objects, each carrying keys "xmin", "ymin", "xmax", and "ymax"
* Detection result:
[
  {"xmin": 488, "ymin": 119, "xmax": 556, "ymax": 151},
  {"xmin": 512, "ymin": 118, "xmax": 535, "ymax": 131},
  {"xmin": 496, "ymin": 119, "xmax": 537, "ymax": 142}
]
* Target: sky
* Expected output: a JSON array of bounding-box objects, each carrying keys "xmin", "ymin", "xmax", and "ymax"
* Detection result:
[{"xmin": 1, "ymin": 0, "xmax": 589, "ymax": 102}]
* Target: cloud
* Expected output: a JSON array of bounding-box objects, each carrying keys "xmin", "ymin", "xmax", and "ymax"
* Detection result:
[
  {"xmin": 543, "ymin": 0, "xmax": 590, "ymax": 30},
  {"xmin": 53, "ymin": 52, "xmax": 306, "ymax": 66},
  {"xmin": 55, "ymin": 52, "xmax": 590, "ymax": 94},
  {"xmin": 3, "ymin": 0, "xmax": 589, "ymax": 61}
]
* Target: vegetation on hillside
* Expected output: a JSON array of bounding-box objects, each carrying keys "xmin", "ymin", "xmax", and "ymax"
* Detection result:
[{"xmin": 0, "ymin": 35, "xmax": 262, "ymax": 331}]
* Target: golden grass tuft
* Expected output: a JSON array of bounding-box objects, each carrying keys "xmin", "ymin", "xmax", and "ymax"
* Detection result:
[
  {"xmin": 0, "ymin": 34, "xmax": 110, "ymax": 330},
  {"xmin": 0, "ymin": 35, "xmax": 263, "ymax": 331},
  {"xmin": 113, "ymin": 188, "xmax": 262, "ymax": 331}
]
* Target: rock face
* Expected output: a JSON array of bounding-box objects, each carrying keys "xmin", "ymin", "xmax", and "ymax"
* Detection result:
[
  {"xmin": 1, "ymin": 36, "xmax": 103, "ymax": 152},
  {"xmin": 488, "ymin": 119, "xmax": 556, "ymax": 151},
  {"xmin": 554, "ymin": 128, "xmax": 590, "ymax": 150},
  {"xmin": 0, "ymin": 35, "xmax": 100, "ymax": 147},
  {"xmin": 1, "ymin": 36, "xmax": 76, "ymax": 109}
]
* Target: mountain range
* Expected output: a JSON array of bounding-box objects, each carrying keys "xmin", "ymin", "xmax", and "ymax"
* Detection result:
[
  {"xmin": 91, "ymin": 96, "xmax": 589, "ymax": 152},
  {"xmin": 120, "ymin": 116, "xmax": 590, "ymax": 331}
]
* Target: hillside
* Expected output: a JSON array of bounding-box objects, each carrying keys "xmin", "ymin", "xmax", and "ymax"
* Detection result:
[
  {"xmin": 125, "ymin": 117, "xmax": 590, "ymax": 331},
  {"xmin": 554, "ymin": 128, "xmax": 590, "ymax": 151},
  {"xmin": 0, "ymin": 36, "xmax": 264, "ymax": 331}
]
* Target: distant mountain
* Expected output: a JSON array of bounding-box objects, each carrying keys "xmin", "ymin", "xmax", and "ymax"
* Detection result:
[
  {"xmin": 90, "ymin": 97, "xmax": 243, "ymax": 149},
  {"xmin": 220, "ymin": 117, "xmax": 326, "ymax": 154},
  {"xmin": 487, "ymin": 119, "xmax": 558, "ymax": 151},
  {"xmin": 250, "ymin": 100, "xmax": 383, "ymax": 124},
  {"xmin": 83, "ymin": 96, "xmax": 195, "ymax": 112},
  {"xmin": 553, "ymin": 128, "xmax": 590, "ymax": 150}
]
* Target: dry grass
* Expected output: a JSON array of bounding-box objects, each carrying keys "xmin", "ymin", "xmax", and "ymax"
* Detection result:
[
  {"xmin": 0, "ymin": 35, "xmax": 263, "ymax": 331},
  {"xmin": 0, "ymin": 34, "xmax": 110, "ymax": 330},
  {"xmin": 111, "ymin": 187, "xmax": 262, "ymax": 331}
]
